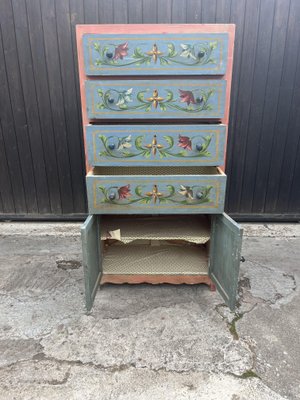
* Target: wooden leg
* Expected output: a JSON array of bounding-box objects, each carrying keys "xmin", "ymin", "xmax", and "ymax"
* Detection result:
[{"xmin": 209, "ymin": 283, "xmax": 216, "ymax": 292}]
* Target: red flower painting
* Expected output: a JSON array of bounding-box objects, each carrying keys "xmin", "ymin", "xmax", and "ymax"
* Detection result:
[
  {"xmin": 178, "ymin": 135, "xmax": 192, "ymax": 151},
  {"xmin": 113, "ymin": 42, "xmax": 129, "ymax": 60},
  {"xmin": 179, "ymin": 89, "xmax": 196, "ymax": 106},
  {"xmin": 118, "ymin": 184, "xmax": 131, "ymax": 199}
]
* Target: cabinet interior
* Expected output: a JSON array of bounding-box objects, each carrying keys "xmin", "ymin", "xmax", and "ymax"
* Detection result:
[{"xmin": 100, "ymin": 215, "xmax": 212, "ymax": 278}]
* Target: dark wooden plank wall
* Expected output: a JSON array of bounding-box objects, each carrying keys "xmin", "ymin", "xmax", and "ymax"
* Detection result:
[{"xmin": 0, "ymin": 0, "xmax": 300, "ymax": 220}]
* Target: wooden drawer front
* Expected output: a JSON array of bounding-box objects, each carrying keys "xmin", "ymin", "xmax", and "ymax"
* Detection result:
[
  {"xmin": 85, "ymin": 80, "xmax": 226, "ymax": 120},
  {"xmin": 86, "ymin": 167, "xmax": 226, "ymax": 214},
  {"xmin": 86, "ymin": 125, "xmax": 226, "ymax": 166},
  {"xmin": 83, "ymin": 33, "xmax": 228, "ymax": 76}
]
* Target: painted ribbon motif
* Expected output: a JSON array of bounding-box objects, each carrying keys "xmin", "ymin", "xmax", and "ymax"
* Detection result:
[{"xmin": 98, "ymin": 184, "xmax": 213, "ymax": 205}]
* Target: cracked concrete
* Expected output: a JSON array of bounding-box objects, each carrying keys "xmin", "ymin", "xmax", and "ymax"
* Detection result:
[
  {"xmin": 0, "ymin": 222, "xmax": 299, "ymax": 399},
  {"xmin": 237, "ymin": 235, "xmax": 300, "ymax": 399}
]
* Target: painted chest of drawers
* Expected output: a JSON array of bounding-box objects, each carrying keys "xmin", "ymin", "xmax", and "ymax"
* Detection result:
[{"xmin": 76, "ymin": 24, "xmax": 242, "ymax": 311}]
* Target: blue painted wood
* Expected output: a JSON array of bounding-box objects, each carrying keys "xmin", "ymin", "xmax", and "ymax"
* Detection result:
[
  {"xmin": 209, "ymin": 213, "xmax": 243, "ymax": 311},
  {"xmin": 86, "ymin": 168, "xmax": 226, "ymax": 214},
  {"xmin": 85, "ymin": 80, "xmax": 226, "ymax": 120},
  {"xmin": 83, "ymin": 33, "xmax": 228, "ymax": 76},
  {"xmin": 81, "ymin": 215, "xmax": 102, "ymax": 310},
  {"xmin": 86, "ymin": 124, "xmax": 226, "ymax": 166}
]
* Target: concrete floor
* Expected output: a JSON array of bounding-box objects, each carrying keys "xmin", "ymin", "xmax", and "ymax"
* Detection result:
[{"xmin": 0, "ymin": 222, "xmax": 299, "ymax": 400}]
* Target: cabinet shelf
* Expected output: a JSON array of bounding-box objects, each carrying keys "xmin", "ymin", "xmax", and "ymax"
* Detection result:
[
  {"xmin": 102, "ymin": 242, "xmax": 208, "ymax": 276},
  {"xmin": 101, "ymin": 215, "xmax": 210, "ymax": 244}
]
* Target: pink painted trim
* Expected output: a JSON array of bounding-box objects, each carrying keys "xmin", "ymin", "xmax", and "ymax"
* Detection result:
[
  {"xmin": 76, "ymin": 27, "xmax": 90, "ymax": 172},
  {"xmin": 222, "ymin": 25, "xmax": 235, "ymax": 170},
  {"xmin": 76, "ymin": 24, "xmax": 235, "ymax": 34}
]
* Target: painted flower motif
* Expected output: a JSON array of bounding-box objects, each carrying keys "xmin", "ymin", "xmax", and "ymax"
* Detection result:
[
  {"xmin": 179, "ymin": 89, "xmax": 196, "ymax": 106},
  {"xmin": 147, "ymin": 90, "xmax": 164, "ymax": 109},
  {"xmin": 179, "ymin": 185, "xmax": 194, "ymax": 200},
  {"xmin": 113, "ymin": 42, "xmax": 129, "ymax": 60},
  {"xmin": 118, "ymin": 184, "xmax": 131, "ymax": 199},
  {"xmin": 145, "ymin": 185, "xmax": 163, "ymax": 203},
  {"xmin": 146, "ymin": 44, "xmax": 163, "ymax": 63},
  {"xmin": 145, "ymin": 135, "xmax": 164, "ymax": 155},
  {"xmin": 180, "ymin": 44, "xmax": 197, "ymax": 60},
  {"xmin": 178, "ymin": 135, "xmax": 192, "ymax": 151},
  {"xmin": 116, "ymin": 88, "xmax": 133, "ymax": 108},
  {"xmin": 117, "ymin": 135, "xmax": 132, "ymax": 150}
]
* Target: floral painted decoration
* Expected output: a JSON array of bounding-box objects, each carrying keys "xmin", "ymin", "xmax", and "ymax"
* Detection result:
[
  {"xmin": 179, "ymin": 185, "xmax": 194, "ymax": 199},
  {"xmin": 98, "ymin": 134, "xmax": 212, "ymax": 159},
  {"xmin": 179, "ymin": 90, "xmax": 196, "ymax": 106},
  {"xmin": 178, "ymin": 135, "xmax": 192, "ymax": 151},
  {"xmin": 99, "ymin": 184, "xmax": 213, "ymax": 206},
  {"xmin": 118, "ymin": 184, "xmax": 131, "ymax": 199},
  {"xmin": 180, "ymin": 44, "xmax": 197, "ymax": 60},
  {"xmin": 146, "ymin": 44, "xmax": 163, "ymax": 63},
  {"xmin": 93, "ymin": 40, "xmax": 218, "ymax": 67},
  {"xmin": 113, "ymin": 42, "xmax": 129, "ymax": 60},
  {"xmin": 115, "ymin": 88, "xmax": 133, "ymax": 108},
  {"xmin": 146, "ymin": 90, "xmax": 164, "ymax": 109},
  {"xmin": 96, "ymin": 87, "xmax": 214, "ymax": 113},
  {"xmin": 144, "ymin": 135, "xmax": 164, "ymax": 156},
  {"xmin": 144, "ymin": 185, "xmax": 163, "ymax": 203},
  {"xmin": 117, "ymin": 135, "xmax": 132, "ymax": 150}
]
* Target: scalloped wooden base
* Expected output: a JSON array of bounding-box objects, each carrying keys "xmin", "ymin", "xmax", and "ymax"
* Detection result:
[{"xmin": 100, "ymin": 274, "xmax": 216, "ymax": 291}]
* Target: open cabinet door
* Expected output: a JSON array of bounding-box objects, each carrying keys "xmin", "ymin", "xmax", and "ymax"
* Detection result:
[
  {"xmin": 81, "ymin": 215, "xmax": 102, "ymax": 311},
  {"xmin": 209, "ymin": 213, "xmax": 243, "ymax": 310}
]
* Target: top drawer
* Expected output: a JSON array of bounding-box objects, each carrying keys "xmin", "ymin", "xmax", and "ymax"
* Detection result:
[{"xmin": 82, "ymin": 33, "xmax": 228, "ymax": 76}]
